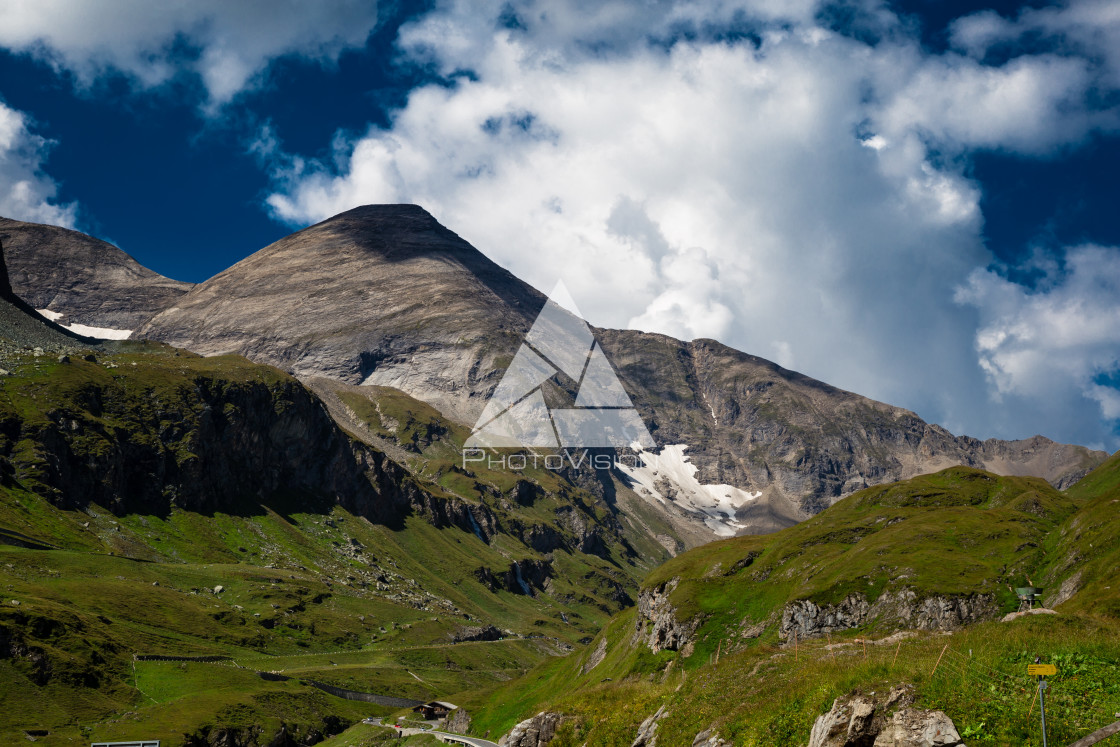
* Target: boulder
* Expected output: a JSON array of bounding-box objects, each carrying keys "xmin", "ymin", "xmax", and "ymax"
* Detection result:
[
  {"xmin": 443, "ymin": 707, "xmax": 471, "ymax": 734},
  {"xmin": 874, "ymin": 709, "xmax": 964, "ymax": 746},
  {"xmin": 692, "ymin": 728, "xmax": 731, "ymax": 746},
  {"xmin": 500, "ymin": 712, "xmax": 566, "ymax": 747},
  {"xmin": 807, "ymin": 686, "xmax": 965, "ymax": 747}
]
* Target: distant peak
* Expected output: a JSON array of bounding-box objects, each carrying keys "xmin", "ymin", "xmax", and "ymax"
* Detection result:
[{"xmin": 323, "ymin": 204, "xmax": 437, "ymax": 224}]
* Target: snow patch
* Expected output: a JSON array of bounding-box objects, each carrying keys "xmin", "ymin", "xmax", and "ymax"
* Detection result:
[
  {"xmin": 63, "ymin": 323, "xmax": 133, "ymax": 340},
  {"xmin": 617, "ymin": 444, "xmax": 762, "ymax": 537},
  {"xmin": 36, "ymin": 309, "xmax": 133, "ymax": 340}
]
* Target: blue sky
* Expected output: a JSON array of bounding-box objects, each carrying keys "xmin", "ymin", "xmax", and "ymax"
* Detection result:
[{"xmin": 0, "ymin": 0, "xmax": 1118, "ymax": 450}]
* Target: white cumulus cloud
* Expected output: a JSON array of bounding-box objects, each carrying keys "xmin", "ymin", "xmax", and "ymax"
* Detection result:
[
  {"xmin": 4, "ymin": 0, "xmax": 1117, "ymax": 448},
  {"xmin": 260, "ymin": 0, "xmax": 1120, "ymax": 446},
  {"xmin": 260, "ymin": 0, "xmax": 1120, "ymax": 447},
  {"xmin": 956, "ymin": 245, "xmax": 1120, "ymax": 442},
  {"xmin": 0, "ymin": 101, "xmax": 76, "ymax": 227},
  {"xmin": 0, "ymin": 0, "xmax": 380, "ymax": 110},
  {"xmin": 951, "ymin": 0, "xmax": 1120, "ymax": 89}
]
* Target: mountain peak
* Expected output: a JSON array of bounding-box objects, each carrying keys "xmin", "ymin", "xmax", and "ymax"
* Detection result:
[
  {"xmin": 0, "ymin": 237, "xmax": 97, "ymax": 350},
  {"xmin": 137, "ymin": 206, "xmax": 543, "ymax": 420},
  {"xmin": 284, "ymin": 204, "xmax": 481, "ymax": 263},
  {"xmin": 0, "ymin": 216, "xmax": 193, "ymax": 333}
]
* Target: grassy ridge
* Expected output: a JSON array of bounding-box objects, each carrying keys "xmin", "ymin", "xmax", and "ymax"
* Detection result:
[
  {"xmin": 465, "ymin": 460, "xmax": 1120, "ymax": 745},
  {"xmin": 1043, "ymin": 451, "xmax": 1120, "ymax": 618},
  {"xmin": 642, "ymin": 467, "xmax": 1075, "ymax": 646}
]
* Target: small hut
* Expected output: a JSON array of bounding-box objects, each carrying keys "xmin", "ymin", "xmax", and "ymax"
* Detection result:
[{"xmin": 413, "ymin": 701, "xmax": 458, "ymax": 720}]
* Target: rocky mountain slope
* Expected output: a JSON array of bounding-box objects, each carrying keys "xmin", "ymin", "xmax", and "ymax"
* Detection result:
[
  {"xmin": 598, "ymin": 331, "xmax": 1105, "ymax": 520},
  {"xmin": 124, "ymin": 205, "xmax": 1104, "ymax": 537},
  {"xmin": 0, "ymin": 238, "xmax": 99, "ymax": 356},
  {"xmin": 3, "ymin": 207, "xmax": 1106, "ymax": 539},
  {"xmin": 135, "ymin": 204, "xmax": 538, "ymax": 420},
  {"xmin": 0, "ymin": 216, "xmax": 192, "ymax": 335}
]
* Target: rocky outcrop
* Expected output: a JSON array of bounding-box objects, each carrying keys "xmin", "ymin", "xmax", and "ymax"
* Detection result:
[
  {"xmin": 691, "ymin": 729, "xmax": 730, "ymax": 747},
  {"xmin": 475, "ymin": 560, "xmax": 553, "ymax": 596},
  {"xmin": 581, "ymin": 638, "xmax": 608, "ymax": 674},
  {"xmin": 410, "ymin": 490, "xmax": 500, "ymax": 541},
  {"xmin": 443, "ymin": 707, "xmax": 472, "ymax": 734},
  {"xmin": 808, "ymin": 686, "xmax": 964, "ymax": 747},
  {"xmin": 517, "ymin": 522, "xmax": 566, "ymax": 553},
  {"xmin": 634, "ymin": 578, "xmax": 700, "ymax": 654},
  {"xmin": 1, "ymin": 217, "xmax": 192, "ymax": 331},
  {"xmin": 0, "ymin": 360, "xmax": 409, "ymax": 523},
  {"xmin": 631, "ymin": 705, "xmax": 668, "ymax": 747},
  {"xmin": 782, "ymin": 594, "xmax": 871, "ymax": 640},
  {"xmin": 555, "ymin": 506, "xmax": 611, "ymax": 558},
  {"xmin": 500, "ymin": 712, "xmax": 567, "ymax": 747},
  {"xmin": 449, "ymin": 625, "xmax": 502, "ymax": 643},
  {"xmin": 875, "ymin": 709, "xmax": 966, "ymax": 746},
  {"xmin": 780, "ymin": 591, "xmax": 998, "ymax": 640}
]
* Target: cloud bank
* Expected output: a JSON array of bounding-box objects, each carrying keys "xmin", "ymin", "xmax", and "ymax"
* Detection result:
[
  {"xmin": 262, "ymin": 0, "xmax": 1120, "ymax": 448},
  {"xmin": 0, "ymin": 0, "xmax": 380, "ymax": 110},
  {"xmin": 1, "ymin": 0, "xmax": 1117, "ymax": 449}
]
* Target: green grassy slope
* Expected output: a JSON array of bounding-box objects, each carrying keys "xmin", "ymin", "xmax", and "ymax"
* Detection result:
[
  {"xmin": 466, "ymin": 459, "xmax": 1120, "ymax": 746},
  {"xmin": 0, "ymin": 343, "xmax": 650, "ymax": 745},
  {"xmin": 642, "ymin": 467, "xmax": 1077, "ymax": 640},
  {"xmin": 1042, "ymin": 450, "xmax": 1120, "ymax": 618}
]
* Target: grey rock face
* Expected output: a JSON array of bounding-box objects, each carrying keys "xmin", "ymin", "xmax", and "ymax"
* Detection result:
[
  {"xmin": 474, "ymin": 559, "xmax": 553, "ymax": 596},
  {"xmin": 874, "ymin": 709, "xmax": 965, "ymax": 746},
  {"xmin": 449, "ymin": 625, "xmax": 502, "ymax": 643},
  {"xmin": 0, "ymin": 217, "xmax": 192, "ymax": 331},
  {"xmin": 808, "ymin": 686, "xmax": 964, "ymax": 747},
  {"xmin": 500, "ymin": 711, "xmax": 566, "ymax": 747},
  {"xmin": 581, "ymin": 637, "xmax": 608, "ymax": 674},
  {"xmin": 631, "ymin": 705, "xmax": 668, "ymax": 747},
  {"xmin": 137, "ymin": 205, "xmax": 540, "ymax": 424},
  {"xmin": 692, "ymin": 729, "xmax": 731, "ymax": 747},
  {"xmin": 0, "ymin": 239, "xmax": 98, "ymax": 356},
  {"xmin": 782, "ymin": 594, "xmax": 872, "ymax": 640},
  {"xmin": 780, "ymin": 591, "xmax": 998, "ymax": 640},
  {"xmin": 634, "ymin": 577, "xmax": 700, "ymax": 654}
]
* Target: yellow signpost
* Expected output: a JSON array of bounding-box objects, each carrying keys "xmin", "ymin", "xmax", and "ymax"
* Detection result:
[{"xmin": 1029, "ymin": 660, "xmax": 1057, "ymax": 747}]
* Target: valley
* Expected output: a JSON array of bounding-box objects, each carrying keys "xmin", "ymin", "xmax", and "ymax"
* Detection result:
[{"xmin": 0, "ymin": 210, "xmax": 1117, "ymax": 746}]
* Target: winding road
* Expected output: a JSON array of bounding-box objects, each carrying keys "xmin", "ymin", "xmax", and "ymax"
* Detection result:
[{"xmin": 399, "ymin": 727, "xmax": 500, "ymax": 746}]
